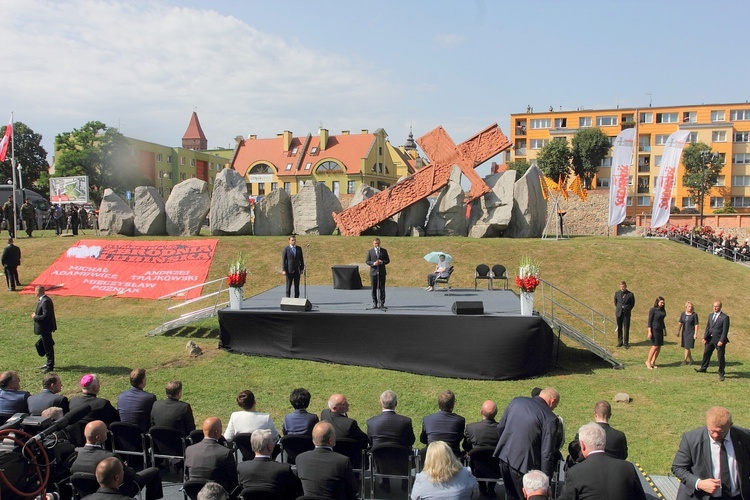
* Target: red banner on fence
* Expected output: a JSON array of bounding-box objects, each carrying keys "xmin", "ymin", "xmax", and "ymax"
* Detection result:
[{"xmin": 22, "ymin": 239, "xmax": 218, "ymax": 299}]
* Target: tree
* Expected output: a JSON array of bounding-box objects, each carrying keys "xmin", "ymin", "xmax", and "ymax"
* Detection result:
[
  {"xmin": 571, "ymin": 127, "xmax": 611, "ymax": 189},
  {"xmin": 537, "ymin": 138, "xmax": 572, "ymax": 182},
  {"xmin": 682, "ymin": 142, "xmax": 725, "ymax": 225},
  {"xmin": 0, "ymin": 122, "xmax": 48, "ymax": 193},
  {"xmin": 506, "ymin": 159, "xmax": 531, "ymax": 178},
  {"xmin": 54, "ymin": 121, "xmax": 148, "ymax": 204}
]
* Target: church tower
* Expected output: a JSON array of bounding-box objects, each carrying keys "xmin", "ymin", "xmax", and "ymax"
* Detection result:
[{"xmin": 182, "ymin": 111, "xmax": 208, "ymax": 150}]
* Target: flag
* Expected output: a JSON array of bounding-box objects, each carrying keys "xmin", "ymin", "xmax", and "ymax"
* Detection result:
[
  {"xmin": 539, "ymin": 173, "xmax": 549, "ymax": 200},
  {"xmin": 0, "ymin": 119, "xmax": 11, "ymax": 162},
  {"xmin": 544, "ymin": 176, "xmax": 559, "ymax": 194},
  {"xmin": 569, "ymin": 175, "xmax": 588, "ymax": 202},
  {"xmin": 608, "ymin": 128, "xmax": 636, "ymax": 226},
  {"xmin": 651, "ymin": 130, "xmax": 690, "ymax": 228},
  {"xmin": 558, "ymin": 175, "xmax": 569, "ymax": 201}
]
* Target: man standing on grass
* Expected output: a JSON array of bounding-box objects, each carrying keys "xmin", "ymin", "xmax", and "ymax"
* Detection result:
[
  {"xmin": 1, "ymin": 237, "xmax": 20, "ymax": 291},
  {"xmin": 695, "ymin": 301, "xmax": 731, "ymax": 382},
  {"xmin": 32, "ymin": 285, "xmax": 56, "ymax": 373},
  {"xmin": 614, "ymin": 281, "xmax": 635, "ymax": 348}
]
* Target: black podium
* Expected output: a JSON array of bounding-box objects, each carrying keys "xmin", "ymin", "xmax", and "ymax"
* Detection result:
[{"xmin": 331, "ymin": 265, "xmax": 363, "ymax": 290}]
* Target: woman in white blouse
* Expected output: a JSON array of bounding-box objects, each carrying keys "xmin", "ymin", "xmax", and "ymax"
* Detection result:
[{"xmin": 224, "ymin": 389, "xmax": 279, "ymax": 443}]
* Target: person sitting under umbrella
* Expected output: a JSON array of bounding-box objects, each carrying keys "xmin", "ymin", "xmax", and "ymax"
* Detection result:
[{"xmin": 425, "ymin": 254, "xmax": 451, "ymax": 291}]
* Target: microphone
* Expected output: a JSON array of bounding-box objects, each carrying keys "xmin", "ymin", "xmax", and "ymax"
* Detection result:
[{"xmin": 31, "ymin": 403, "xmax": 91, "ymax": 442}]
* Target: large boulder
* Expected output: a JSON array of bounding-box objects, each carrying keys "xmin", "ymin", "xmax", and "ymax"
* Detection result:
[
  {"xmin": 98, "ymin": 188, "xmax": 134, "ymax": 236},
  {"xmin": 349, "ymin": 184, "xmax": 398, "ymax": 236},
  {"xmin": 165, "ymin": 178, "xmax": 210, "ymax": 236},
  {"xmin": 254, "ymin": 188, "xmax": 293, "ymax": 236},
  {"xmin": 291, "ymin": 181, "xmax": 342, "ymax": 235},
  {"xmin": 133, "ymin": 186, "xmax": 166, "ymax": 236},
  {"xmin": 209, "ymin": 168, "xmax": 253, "ymax": 235},
  {"xmin": 392, "ymin": 175, "xmax": 429, "ymax": 236},
  {"xmin": 505, "ymin": 165, "xmax": 548, "ymax": 238},
  {"xmin": 425, "ymin": 166, "xmax": 468, "ymax": 236},
  {"xmin": 468, "ymin": 171, "xmax": 516, "ymax": 238}
]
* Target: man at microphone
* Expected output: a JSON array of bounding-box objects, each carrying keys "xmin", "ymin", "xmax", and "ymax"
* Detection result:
[
  {"xmin": 366, "ymin": 238, "xmax": 390, "ymax": 309},
  {"xmin": 282, "ymin": 235, "xmax": 305, "ymax": 299}
]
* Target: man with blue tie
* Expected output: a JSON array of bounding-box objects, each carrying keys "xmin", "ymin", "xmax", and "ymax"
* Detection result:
[
  {"xmin": 695, "ymin": 301, "xmax": 730, "ymax": 382},
  {"xmin": 366, "ymin": 238, "xmax": 390, "ymax": 309},
  {"xmin": 282, "ymin": 235, "xmax": 305, "ymax": 298}
]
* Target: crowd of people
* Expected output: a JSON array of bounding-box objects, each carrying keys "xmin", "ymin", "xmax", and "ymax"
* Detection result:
[
  {"xmin": 0, "ymin": 372, "xmax": 745, "ymax": 500},
  {"xmin": 649, "ymin": 224, "xmax": 750, "ymax": 263}
]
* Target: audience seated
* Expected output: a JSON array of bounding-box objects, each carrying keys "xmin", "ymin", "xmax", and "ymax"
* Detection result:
[
  {"xmin": 366, "ymin": 389, "xmax": 415, "ymax": 449},
  {"xmin": 522, "ymin": 470, "xmax": 551, "ymax": 500},
  {"xmin": 28, "ymin": 372, "xmax": 69, "ymax": 416},
  {"xmin": 411, "ymin": 441, "xmax": 480, "ymax": 499},
  {"xmin": 185, "ymin": 417, "xmax": 238, "ymax": 495},
  {"xmin": 224, "ymin": 389, "xmax": 279, "ymax": 443},
  {"xmin": 150, "ymin": 380, "xmax": 196, "ymax": 437},
  {"xmin": 320, "ymin": 393, "xmax": 370, "ymax": 450},
  {"xmin": 420, "ymin": 390, "xmax": 466, "ymax": 457},
  {"xmin": 196, "ymin": 482, "xmax": 227, "ymax": 500},
  {"xmin": 282, "ymin": 387, "xmax": 318, "ymax": 436},
  {"xmin": 237, "ymin": 429, "xmax": 301, "ymax": 499},
  {"xmin": 567, "ymin": 400, "xmax": 628, "ymax": 467},
  {"xmin": 84, "ymin": 457, "xmax": 134, "ymax": 500},
  {"xmin": 296, "ymin": 421, "xmax": 358, "ymax": 500},
  {"xmin": 117, "ymin": 368, "xmax": 157, "ymax": 433},
  {"xmin": 463, "ymin": 400, "xmax": 499, "ymax": 453},
  {"xmin": 0, "ymin": 370, "xmax": 30, "ymax": 414},
  {"xmin": 69, "ymin": 374, "xmax": 120, "ymax": 426}
]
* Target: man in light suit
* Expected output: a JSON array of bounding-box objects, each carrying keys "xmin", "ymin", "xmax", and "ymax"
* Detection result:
[
  {"xmin": 494, "ymin": 388, "xmax": 561, "ymax": 500},
  {"xmin": 185, "ymin": 417, "xmax": 238, "ymax": 495},
  {"xmin": 296, "ymin": 421, "xmax": 357, "ymax": 500},
  {"xmin": 559, "ymin": 423, "xmax": 645, "ymax": 500},
  {"xmin": 365, "ymin": 238, "xmax": 389, "ymax": 309},
  {"xmin": 32, "ymin": 285, "xmax": 56, "ymax": 373},
  {"xmin": 695, "ymin": 301, "xmax": 731, "ymax": 381},
  {"xmin": 672, "ymin": 406, "xmax": 750, "ymax": 500},
  {"xmin": 281, "ymin": 235, "xmax": 304, "ymax": 298},
  {"xmin": 237, "ymin": 429, "xmax": 301, "ymax": 499},
  {"xmin": 614, "ymin": 281, "xmax": 635, "ymax": 348}
]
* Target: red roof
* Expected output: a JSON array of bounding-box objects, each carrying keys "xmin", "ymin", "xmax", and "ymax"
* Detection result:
[
  {"xmin": 233, "ymin": 131, "xmax": 378, "ymax": 177},
  {"xmin": 183, "ymin": 112, "xmax": 207, "ymax": 141}
]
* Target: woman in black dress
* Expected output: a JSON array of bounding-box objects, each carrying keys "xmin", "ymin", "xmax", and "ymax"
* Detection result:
[
  {"xmin": 677, "ymin": 301, "xmax": 699, "ymax": 365},
  {"xmin": 646, "ymin": 296, "xmax": 666, "ymax": 369}
]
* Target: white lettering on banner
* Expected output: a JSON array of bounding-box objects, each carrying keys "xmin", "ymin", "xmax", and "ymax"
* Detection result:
[
  {"xmin": 608, "ymin": 128, "xmax": 636, "ymax": 226},
  {"xmin": 651, "ymin": 130, "xmax": 690, "ymax": 228},
  {"xmin": 130, "ymin": 275, "xmax": 199, "ymax": 281},
  {"xmin": 248, "ymin": 174, "xmax": 273, "ymax": 183},
  {"xmin": 53, "ymin": 270, "xmax": 119, "ymax": 279}
]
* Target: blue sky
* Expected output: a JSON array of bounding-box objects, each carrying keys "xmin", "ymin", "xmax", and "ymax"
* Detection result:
[{"xmin": 2, "ymin": 0, "xmax": 748, "ymax": 168}]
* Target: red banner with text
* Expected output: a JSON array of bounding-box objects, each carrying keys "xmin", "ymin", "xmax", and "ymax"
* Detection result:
[{"xmin": 22, "ymin": 239, "xmax": 218, "ymax": 299}]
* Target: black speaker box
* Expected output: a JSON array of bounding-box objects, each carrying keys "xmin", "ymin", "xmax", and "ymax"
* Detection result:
[
  {"xmin": 451, "ymin": 301, "xmax": 484, "ymax": 315},
  {"xmin": 280, "ymin": 298, "xmax": 312, "ymax": 312}
]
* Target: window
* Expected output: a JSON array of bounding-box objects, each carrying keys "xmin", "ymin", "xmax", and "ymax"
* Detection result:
[
  {"xmin": 735, "ymin": 132, "xmax": 750, "ymax": 142},
  {"xmin": 285, "ymin": 163, "xmax": 292, "ymax": 171},
  {"xmin": 530, "ymin": 118, "xmax": 551, "ymax": 129},
  {"xmin": 626, "ymin": 196, "xmax": 633, "ymax": 206},
  {"xmin": 596, "ymin": 178, "xmax": 610, "ymax": 188},
  {"xmin": 732, "ymin": 175, "xmax": 750, "ymax": 186},
  {"xmin": 599, "ymin": 157, "xmax": 612, "ymax": 167},
  {"xmin": 291, "ymin": 147, "xmax": 298, "ymax": 154},
  {"xmin": 654, "ymin": 156, "xmax": 662, "ymax": 167},
  {"xmin": 714, "ymin": 176, "xmax": 725, "ymax": 187},
  {"xmin": 316, "ymin": 161, "xmax": 343, "ymax": 173},
  {"xmin": 710, "ymin": 197, "xmax": 724, "ymax": 208},
  {"xmin": 217, "ymin": 163, "xmax": 222, "ymax": 171},
  {"xmin": 271, "ymin": 182, "xmax": 277, "ymax": 191},
  {"xmin": 310, "ymin": 147, "xmax": 319, "ymax": 155},
  {"xmin": 347, "ymin": 180, "xmax": 356, "ymax": 194},
  {"xmin": 250, "ymin": 163, "xmax": 272, "ymax": 174},
  {"xmin": 530, "ymin": 139, "xmax": 549, "ymax": 149},
  {"xmin": 157, "ymin": 153, "xmax": 163, "ymax": 162},
  {"xmin": 637, "ymin": 176, "xmax": 650, "ymax": 194},
  {"xmin": 180, "ymin": 173, "xmax": 186, "ymax": 181},
  {"xmin": 711, "ymin": 110, "xmax": 725, "ymax": 122},
  {"xmin": 638, "ymin": 135, "xmax": 650, "ymax": 151},
  {"xmin": 712, "ymin": 131, "xmax": 727, "ymax": 142},
  {"xmin": 180, "ymin": 157, "xmax": 185, "ymax": 165},
  {"xmin": 158, "ymin": 170, "xmax": 163, "ymax": 178},
  {"xmin": 596, "ymin": 115, "xmax": 618, "ymax": 127},
  {"xmin": 731, "ymin": 196, "xmax": 750, "ymax": 207},
  {"xmin": 608, "ymin": 136, "xmax": 617, "ymax": 145},
  {"xmin": 688, "ymin": 132, "xmax": 698, "ymax": 143},
  {"xmin": 257, "ymin": 183, "xmax": 265, "ymax": 195},
  {"xmin": 190, "ymin": 159, "xmax": 195, "ymax": 167},
  {"xmin": 554, "ymin": 118, "xmax": 567, "ymax": 128},
  {"xmin": 579, "ymin": 117, "xmax": 592, "ymax": 128},
  {"xmin": 655, "ymin": 134, "xmax": 669, "ymax": 146},
  {"xmin": 733, "ymin": 153, "xmax": 750, "ymax": 164},
  {"xmin": 682, "ymin": 197, "xmax": 696, "ymax": 208},
  {"xmin": 639, "ymin": 112, "xmax": 653, "ymax": 124},
  {"xmin": 730, "ymin": 109, "xmax": 750, "ymax": 121},
  {"xmin": 718, "ymin": 153, "xmax": 726, "ymax": 164},
  {"xmin": 683, "ymin": 111, "xmax": 697, "ymax": 123},
  {"xmin": 283, "ymin": 182, "xmax": 290, "ymax": 193},
  {"xmin": 656, "ymin": 112, "xmax": 678, "ymax": 123},
  {"xmin": 167, "ymin": 155, "xmax": 172, "ymax": 164},
  {"xmin": 332, "ymin": 181, "xmax": 340, "ymax": 197},
  {"xmin": 637, "ymin": 196, "xmax": 650, "ymax": 206},
  {"xmin": 167, "ymin": 172, "xmax": 173, "ymax": 180}
]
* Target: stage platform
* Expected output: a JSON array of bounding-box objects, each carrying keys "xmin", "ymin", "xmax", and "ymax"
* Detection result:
[{"xmin": 218, "ymin": 286, "xmax": 554, "ymax": 380}]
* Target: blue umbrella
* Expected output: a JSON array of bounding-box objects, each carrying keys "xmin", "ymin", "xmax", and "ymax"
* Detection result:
[{"xmin": 423, "ymin": 252, "xmax": 452, "ymax": 264}]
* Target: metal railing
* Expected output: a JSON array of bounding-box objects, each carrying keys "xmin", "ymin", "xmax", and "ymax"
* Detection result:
[{"xmin": 146, "ymin": 277, "xmax": 230, "ymax": 336}]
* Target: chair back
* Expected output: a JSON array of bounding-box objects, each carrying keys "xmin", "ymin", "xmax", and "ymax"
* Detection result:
[
  {"xmin": 475, "ymin": 264, "xmax": 490, "ymax": 277},
  {"xmin": 70, "ymin": 472, "xmax": 99, "ymax": 500},
  {"xmin": 332, "ymin": 437, "xmax": 365, "ymax": 470},
  {"xmin": 491, "ymin": 265, "xmax": 506, "ymax": 279},
  {"xmin": 148, "ymin": 425, "xmax": 186, "ymax": 460},
  {"xmin": 188, "ymin": 429, "xmax": 204, "ymax": 445},
  {"xmin": 239, "ymin": 488, "xmax": 283, "ymax": 500},
  {"xmin": 369, "ymin": 444, "xmax": 411, "ymax": 475},
  {"xmin": 182, "ymin": 478, "xmax": 209, "ymax": 500},
  {"xmin": 109, "ymin": 421, "xmax": 148, "ymax": 470},
  {"xmin": 232, "ymin": 432, "xmax": 256, "ymax": 461},
  {"xmin": 279, "ymin": 434, "xmax": 314, "ymax": 465},
  {"xmin": 467, "ymin": 446, "xmax": 501, "ymax": 481}
]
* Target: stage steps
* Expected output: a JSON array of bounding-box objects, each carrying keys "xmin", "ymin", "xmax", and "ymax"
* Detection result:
[
  {"xmin": 146, "ymin": 277, "xmax": 229, "ymax": 336},
  {"xmin": 537, "ymin": 279, "xmax": 623, "ymax": 369}
]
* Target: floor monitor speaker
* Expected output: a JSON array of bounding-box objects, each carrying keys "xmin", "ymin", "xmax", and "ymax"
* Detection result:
[
  {"xmin": 280, "ymin": 298, "xmax": 312, "ymax": 312},
  {"xmin": 451, "ymin": 301, "xmax": 484, "ymax": 315}
]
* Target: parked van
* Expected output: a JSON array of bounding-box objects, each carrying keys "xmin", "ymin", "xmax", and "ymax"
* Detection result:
[{"xmin": 0, "ymin": 186, "xmax": 51, "ymax": 230}]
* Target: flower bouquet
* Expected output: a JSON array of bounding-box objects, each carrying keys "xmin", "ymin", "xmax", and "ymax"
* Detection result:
[
  {"xmin": 515, "ymin": 255, "xmax": 541, "ymax": 293},
  {"xmin": 227, "ymin": 252, "xmax": 247, "ymax": 288}
]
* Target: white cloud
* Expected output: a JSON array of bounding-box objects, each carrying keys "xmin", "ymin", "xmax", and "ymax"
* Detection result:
[{"xmin": 433, "ymin": 33, "xmax": 465, "ymax": 48}]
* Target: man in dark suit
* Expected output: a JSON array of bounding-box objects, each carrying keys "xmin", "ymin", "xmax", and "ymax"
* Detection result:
[
  {"xmin": 567, "ymin": 400, "xmax": 627, "ymax": 465},
  {"xmin": 420, "ymin": 390, "xmax": 466, "ymax": 457},
  {"xmin": 69, "ymin": 374, "xmax": 121, "ymax": 427},
  {"xmin": 494, "ymin": 388, "xmax": 561, "ymax": 500},
  {"xmin": 85, "ymin": 457, "xmax": 133, "ymax": 500},
  {"xmin": 0, "ymin": 370, "xmax": 30, "ymax": 413},
  {"xmin": 1, "ymin": 237, "xmax": 20, "ymax": 290},
  {"xmin": 32, "ymin": 285, "xmax": 56, "ymax": 372},
  {"xmin": 28, "ymin": 372, "xmax": 70, "ymax": 416},
  {"xmin": 117, "ymin": 368, "xmax": 157, "ymax": 432},
  {"xmin": 614, "ymin": 281, "xmax": 635, "ymax": 348},
  {"xmin": 463, "ymin": 400, "xmax": 499, "ymax": 452},
  {"xmin": 365, "ymin": 237, "xmax": 389, "ymax": 309},
  {"xmin": 672, "ymin": 406, "xmax": 750, "ymax": 500},
  {"xmin": 522, "ymin": 470, "xmax": 551, "ymax": 500},
  {"xmin": 281, "ymin": 235, "xmax": 305, "ymax": 298},
  {"xmin": 695, "ymin": 301, "xmax": 731, "ymax": 381},
  {"xmin": 71, "ymin": 420, "xmax": 162, "ymax": 500},
  {"xmin": 320, "ymin": 393, "xmax": 370, "ymax": 450},
  {"xmin": 366, "ymin": 390, "xmax": 415, "ymax": 449},
  {"xmin": 559, "ymin": 422, "xmax": 645, "ymax": 500},
  {"xmin": 150, "ymin": 380, "xmax": 195, "ymax": 437},
  {"xmin": 185, "ymin": 417, "xmax": 238, "ymax": 495},
  {"xmin": 282, "ymin": 387, "xmax": 318, "ymax": 436},
  {"xmin": 237, "ymin": 429, "xmax": 301, "ymax": 499},
  {"xmin": 296, "ymin": 421, "xmax": 357, "ymax": 500}
]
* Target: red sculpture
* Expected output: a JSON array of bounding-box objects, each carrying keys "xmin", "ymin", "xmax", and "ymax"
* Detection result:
[{"xmin": 333, "ymin": 124, "xmax": 512, "ymax": 236}]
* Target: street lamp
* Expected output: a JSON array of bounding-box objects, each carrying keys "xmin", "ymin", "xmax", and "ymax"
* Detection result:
[
  {"xmin": 159, "ymin": 172, "xmax": 170, "ymax": 198},
  {"xmin": 698, "ymin": 150, "xmax": 717, "ymax": 227}
]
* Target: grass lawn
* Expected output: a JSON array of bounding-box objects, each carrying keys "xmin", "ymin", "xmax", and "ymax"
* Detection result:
[{"xmin": 1, "ymin": 229, "xmax": 748, "ymax": 475}]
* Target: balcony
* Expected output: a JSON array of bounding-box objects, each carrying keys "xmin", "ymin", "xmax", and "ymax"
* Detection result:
[
  {"xmin": 515, "ymin": 125, "xmax": 527, "ymax": 136},
  {"xmin": 638, "ymin": 146, "xmax": 651, "ymax": 152},
  {"xmin": 514, "ymin": 148, "xmax": 527, "ymax": 157}
]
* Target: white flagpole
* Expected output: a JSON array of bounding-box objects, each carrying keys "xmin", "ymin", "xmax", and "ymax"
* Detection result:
[{"xmin": 9, "ymin": 112, "xmax": 18, "ymax": 238}]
